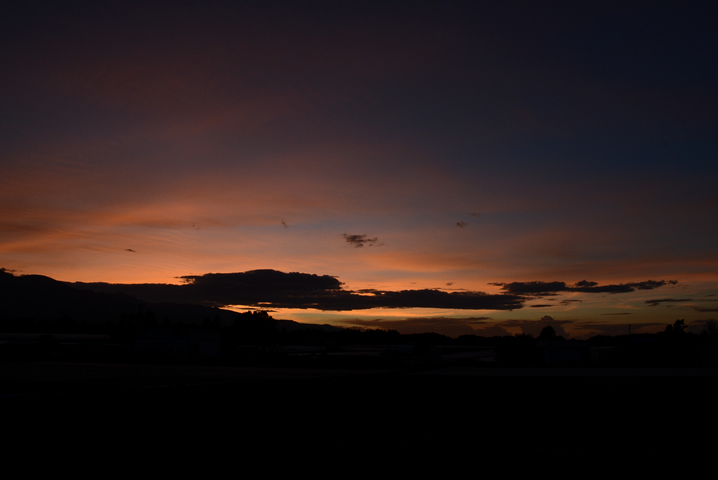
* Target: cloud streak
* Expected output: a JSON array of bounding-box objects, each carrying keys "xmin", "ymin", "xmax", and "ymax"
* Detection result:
[
  {"xmin": 342, "ymin": 234, "xmax": 382, "ymax": 248},
  {"xmin": 75, "ymin": 269, "xmax": 523, "ymax": 311},
  {"xmin": 492, "ymin": 280, "xmax": 678, "ymax": 297}
]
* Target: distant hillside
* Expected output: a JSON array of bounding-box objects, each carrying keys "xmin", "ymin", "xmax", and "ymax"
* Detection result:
[
  {"xmin": 0, "ymin": 269, "xmax": 343, "ymax": 331},
  {"xmin": 0, "ymin": 269, "xmax": 235, "ymax": 325},
  {"xmin": 273, "ymin": 319, "xmax": 344, "ymax": 333}
]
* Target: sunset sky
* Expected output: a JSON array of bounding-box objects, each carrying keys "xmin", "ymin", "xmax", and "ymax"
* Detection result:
[{"xmin": 2, "ymin": 1, "xmax": 717, "ymax": 337}]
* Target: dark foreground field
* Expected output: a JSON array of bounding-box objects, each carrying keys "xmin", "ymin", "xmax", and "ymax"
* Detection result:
[{"xmin": 3, "ymin": 362, "xmax": 715, "ymax": 473}]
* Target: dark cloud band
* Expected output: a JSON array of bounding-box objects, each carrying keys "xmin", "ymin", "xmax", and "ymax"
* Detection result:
[
  {"xmin": 75, "ymin": 269, "xmax": 522, "ymax": 311},
  {"xmin": 72, "ymin": 271, "xmax": 679, "ymax": 312},
  {"xmin": 492, "ymin": 279, "xmax": 678, "ymax": 296}
]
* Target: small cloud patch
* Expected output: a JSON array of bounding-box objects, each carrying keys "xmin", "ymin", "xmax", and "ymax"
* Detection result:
[{"xmin": 342, "ymin": 234, "xmax": 382, "ymax": 248}]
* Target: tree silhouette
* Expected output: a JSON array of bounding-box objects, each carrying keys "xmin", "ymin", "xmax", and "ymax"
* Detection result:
[
  {"xmin": 496, "ymin": 333, "xmax": 536, "ymax": 366},
  {"xmin": 538, "ymin": 325, "xmax": 557, "ymax": 340},
  {"xmin": 664, "ymin": 319, "xmax": 686, "ymax": 336},
  {"xmin": 229, "ymin": 310, "xmax": 277, "ymax": 345},
  {"xmin": 703, "ymin": 320, "xmax": 717, "ymax": 336}
]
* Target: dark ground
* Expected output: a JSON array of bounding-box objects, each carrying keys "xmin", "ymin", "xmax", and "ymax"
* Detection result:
[{"xmin": 3, "ymin": 362, "xmax": 715, "ymax": 473}]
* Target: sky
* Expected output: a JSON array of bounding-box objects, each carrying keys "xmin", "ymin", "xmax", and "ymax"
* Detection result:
[{"xmin": 1, "ymin": 0, "xmax": 717, "ymax": 338}]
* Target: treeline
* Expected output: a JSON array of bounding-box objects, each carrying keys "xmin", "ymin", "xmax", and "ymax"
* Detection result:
[
  {"xmin": 2, "ymin": 311, "xmax": 717, "ymax": 367},
  {"xmin": 3, "ymin": 311, "xmax": 717, "ymax": 346}
]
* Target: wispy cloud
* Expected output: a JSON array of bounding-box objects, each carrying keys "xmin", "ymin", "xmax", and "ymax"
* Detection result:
[
  {"xmin": 571, "ymin": 321, "xmax": 666, "ymax": 336},
  {"xmin": 492, "ymin": 280, "xmax": 678, "ymax": 296},
  {"xmin": 645, "ymin": 298, "xmax": 693, "ymax": 306},
  {"xmin": 645, "ymin": 298, "xmax": 718, "ymax": 312},
  {"xmin": 559, "ymin": 299, "xmax": 582, "ymax": 305},
  {"xmin": 342, "ymin": 233, "xmax": 382, "ymax": 248}
]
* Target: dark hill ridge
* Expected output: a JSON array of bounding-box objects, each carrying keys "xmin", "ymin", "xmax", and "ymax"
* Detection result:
[
  {"xmin": 0, "ymin": 269, "xmax": 235, "ymax": 325},
  {"xmin": 0, "ymin": 269, "xmax": 341, "ymax": 330}
]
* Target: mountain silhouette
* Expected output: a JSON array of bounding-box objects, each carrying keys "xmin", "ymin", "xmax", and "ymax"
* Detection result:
[{"xmin": 0, "ymin": 269, "xmax": 235, "ymax": 326}]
